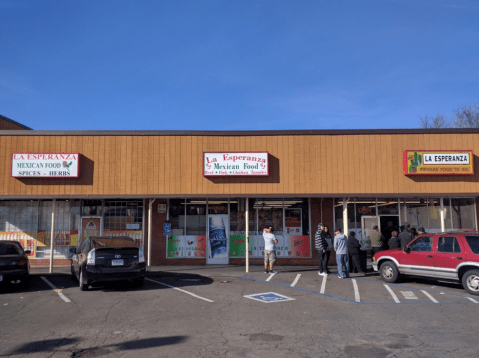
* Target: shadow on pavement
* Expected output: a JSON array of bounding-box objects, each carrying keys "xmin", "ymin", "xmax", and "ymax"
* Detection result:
[
  {"xmin": 2, "ymin": 336, "xmax": 188, "ymax": 357},
  {"xmin": 1, "ymin": 271, "xmax": 214, "ymax": 294}
]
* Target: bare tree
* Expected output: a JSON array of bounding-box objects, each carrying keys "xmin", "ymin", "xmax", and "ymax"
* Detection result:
[
  {"xmin": 453, "ymin": 103, "xmax": 479, "ymax": 128},
  {"xmin": 420, "ymin": 115, "xmax": 448, "ymax": 129}
]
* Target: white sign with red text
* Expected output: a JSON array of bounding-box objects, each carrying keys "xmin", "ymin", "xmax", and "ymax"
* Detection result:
[
  {"xmin": 204, "ymin": 152, "xmax": 268, "ymax": 176},
  {"xmin": 11, "ymin": 153, "xmax": 80, "ymax": 178}
]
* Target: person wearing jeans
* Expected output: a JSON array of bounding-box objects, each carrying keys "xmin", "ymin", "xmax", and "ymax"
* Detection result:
[{"xmin": 334, "ymin": 227, "xmax": 350, "ymax": 278}]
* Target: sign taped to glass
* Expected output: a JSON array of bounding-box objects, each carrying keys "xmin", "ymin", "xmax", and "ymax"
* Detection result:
[
  {"xmin": 11, "ymin": 153, "xmax": 81, "ymax": 178},
  {"xmin": 203, "ymin": 152, "xmax": 268, "ymax": 176},
  {"xmin": 403, "ymin": 150, "xmax": 474, "ymax": 176}
]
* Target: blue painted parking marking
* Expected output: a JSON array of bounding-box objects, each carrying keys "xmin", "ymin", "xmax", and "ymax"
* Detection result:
[{"xmin": 244, "ymin": 292, "xmax": 295, "ymax": 303}]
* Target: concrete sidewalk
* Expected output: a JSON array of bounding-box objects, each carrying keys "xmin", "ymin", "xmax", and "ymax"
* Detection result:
[{"xmin": 31, "ymin": 264, "xmax": 322, "ymax": 278}]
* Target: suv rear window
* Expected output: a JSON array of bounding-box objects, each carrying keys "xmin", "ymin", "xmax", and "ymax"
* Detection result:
[
  {"xmin": 91, "ymin": 237, "xmax": 137, "ymax": 249},
  {"xmin": 465, "ymin": 236, "xmax": 479, "ymax": 254},
  {"xmin": 0, "ymin": 243, "xmax": 22, "ymax": 255}
]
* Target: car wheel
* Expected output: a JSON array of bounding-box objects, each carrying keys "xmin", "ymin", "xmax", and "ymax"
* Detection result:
[
  {"xmin": 79, "ymin": 269, "xmax": 88, "ymax": 291},
  {"xmin": 71, "ymin": 265, "xmax": 77, "ymax": 280},
  {"xmin": 380, "ymin": 261, "xmax": 399, "ymax": 283},
  {"xmin": 462, "ymin": 270, "xmax": 479, "ymax": 296}
]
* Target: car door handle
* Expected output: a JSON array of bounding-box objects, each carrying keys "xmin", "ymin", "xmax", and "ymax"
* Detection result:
[
  {"xmin": 428, "ymin": 255, "xmax": 433, "ymax": 258},
  {"xmin": 457, "ymin": 257, "xmax": 463, "ymax": 260}
]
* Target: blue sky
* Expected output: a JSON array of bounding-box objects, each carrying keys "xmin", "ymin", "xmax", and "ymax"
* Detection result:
[{"xmin": 1, "ymin": 0, "xmax": 478, "ymax": 130}]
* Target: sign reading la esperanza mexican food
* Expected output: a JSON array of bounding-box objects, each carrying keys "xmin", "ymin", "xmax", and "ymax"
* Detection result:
[
  {"xmin": 403, "ymin": 150, "xmax": 474, "ymax": 176},
  {"xmin": 11, "ymin": 153, "xmax": 80, "ymax": 178},
  {"xmin": 204, "ymin": 152, "xmax": 268, "ymax": 176}
]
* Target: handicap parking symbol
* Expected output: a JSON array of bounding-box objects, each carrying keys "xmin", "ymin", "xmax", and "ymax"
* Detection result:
[{"xmin": 244, "ymin": 292, "xmax": 295, "ymax": 303}]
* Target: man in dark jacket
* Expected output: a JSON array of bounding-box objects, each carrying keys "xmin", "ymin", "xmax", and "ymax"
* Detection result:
[
  {"xmin": 399, "ymin": 224, "xmax": 414, "ymax": 249},
  {"xmin": 315, "ymin": 223, "xmax": 328, "ymax": 276},
  {"xmin": 348, "ymin": 232, "xmax": 365, "ymax": 276}
]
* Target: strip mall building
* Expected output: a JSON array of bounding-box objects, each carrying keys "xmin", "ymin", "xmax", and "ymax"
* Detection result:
[{"xmin": 1, "ymin": 115, "xmax": 478, "ymax": 267}]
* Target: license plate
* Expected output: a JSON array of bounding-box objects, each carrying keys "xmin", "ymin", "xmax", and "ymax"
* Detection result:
[
  {"xmin": 0, "ymin": 275, "xmax": 2, "ymax": 282},
  {"xmin": 111, "ymin": 259, "xmax": 124, "ymax": 266}
]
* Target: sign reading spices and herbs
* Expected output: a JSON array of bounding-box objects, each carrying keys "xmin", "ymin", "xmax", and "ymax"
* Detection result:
[
  {"xmin": 403, "ymin": 150, "xmax": 474, "ymax": 176},
  {"xmin": 11, "ymin": 153, "xmax": 81, "ymax": 178},
  {"xmin": 203, "ymin": 152, "xmax": 268, "ymax": 176}
]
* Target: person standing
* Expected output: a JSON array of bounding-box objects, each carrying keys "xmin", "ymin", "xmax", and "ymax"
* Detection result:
[
  {"xmin": 370, "ymin": 225, "xmax": 384, "ymax": 254},
  {"xmin": 348, "ymin": 232, "xmax": 365, "ymax": 276},
  {"xmin": 334, "ymin": 228, "xmax": 349, "ymax": 278},
  {"xmin": 399, "ymin": 224, "xmax": 413, "ymax": 249},
  {"xmin": 323, "ymin": 225, "xmax": 332, "ymax": 274},
  {"xmin": 263, "ymin": 227, "xmax": 278, "ymax": 274},
  {"xmin": 314, "ymin": 223, "xmax": 328, "ymax": 276},
  {"xmin": 388, "ymin": 230, "xmax": 400, "ymax": 249}
]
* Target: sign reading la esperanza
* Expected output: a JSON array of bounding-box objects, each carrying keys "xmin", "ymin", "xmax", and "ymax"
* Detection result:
[
  {"xmin": 403, "ymin": 150, "xmax": 474, "ymax": 176},
  {"xmin": 11, "ymin": 153, "xmax": 80, "ymax": 178},
  {"xmin": 204, "ymin": 152, "xmax": 268, "ymax": 176}
]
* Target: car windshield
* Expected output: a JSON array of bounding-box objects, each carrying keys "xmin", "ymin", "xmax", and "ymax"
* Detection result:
[
  {"xmin": 0, "ymin": 243, "xmax": 22, "ymax": 255},
  {"xmin": 464, "ymin": 236, "xmax": 479, "ymax": 254},
  {"xmin": 91, "ymin": 237, "xmax": 137, "ymax": 249}
]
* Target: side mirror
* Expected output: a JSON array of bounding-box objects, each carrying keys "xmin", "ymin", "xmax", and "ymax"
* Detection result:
[
  {"xmin": 24, "ymin": 250, "xmax": 31, "ymax": 255},
  {"xmin": 69, "ymin": 247, "xmax": 77, "ymax": 254},
  {"xmin": 404, "ymin": 246, "xmax": 411, "ymax": 254}
]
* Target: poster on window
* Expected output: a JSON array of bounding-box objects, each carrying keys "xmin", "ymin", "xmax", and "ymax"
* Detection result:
[
  {"xmin": 229, "ymin": 234, "xmax": 311, "ymax": 258},
  {"xmin": 167, "ymin": 235, "xmax": 206, "ymax": 258}
]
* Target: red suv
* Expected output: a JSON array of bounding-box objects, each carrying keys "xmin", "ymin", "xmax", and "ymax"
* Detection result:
[{"xmin": 372, "ymin": 232, "xmax": 479, "ymax": 295}]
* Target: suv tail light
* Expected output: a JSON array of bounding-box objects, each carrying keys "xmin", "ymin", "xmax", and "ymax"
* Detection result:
[
  {"xmin": 87, "ymin": 249, "xmax": 96, "ymax": 265},
  {"xmin": 138, "ymin": 249, "xmax": 145, "ymax": 263}
]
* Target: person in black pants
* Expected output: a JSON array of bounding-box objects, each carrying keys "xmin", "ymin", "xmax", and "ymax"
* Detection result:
[
  {"xmin": 323, "ymin": 225, "xmax": 332, "ymax": 274},
  {"xmin": 348, "ymin": 231, "xmax": 365, "ymax": 276}
]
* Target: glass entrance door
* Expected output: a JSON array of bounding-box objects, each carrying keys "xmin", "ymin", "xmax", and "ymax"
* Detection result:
[{"xmin": 361, "ymin": 216, "xmax": 380, "ymax": 245}]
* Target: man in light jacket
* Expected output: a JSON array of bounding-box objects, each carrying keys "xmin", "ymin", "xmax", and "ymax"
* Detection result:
[{"xmin": 334, "ymin": 228, "xmax": 350, "ymax": 278}]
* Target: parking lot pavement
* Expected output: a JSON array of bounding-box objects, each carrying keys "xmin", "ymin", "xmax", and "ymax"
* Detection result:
[
  {"xmin": 24, "ymin": 264, "xmax": 479, "ymax": 306},
  {"xmin": 3, "ymin": 266, "xmax": 479, "ymax": 358}
]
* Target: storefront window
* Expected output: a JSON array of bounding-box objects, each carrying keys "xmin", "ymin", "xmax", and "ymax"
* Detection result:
[
  {"xmin": 228, "ymin": 198, "xmax": 257, "ymax": 235},
  {"xmin": 37, "ymin": 200, "xmax": 81, "ymax": 259},
  {"xmin": 378, "ymin": 198, "xmax": 399, "ymax": 216},
  {"xmin": 427, "ymin": 198, "xmax": 442, "ymax": 233},
  {"xmin": 256, "ymin": 198, "xmax": 283, "ymax": 235},
  {"xmin": 103, "ymin": 200, "xmax": 144, "ymax": 247},
  {"xmin": 444, "ymin": 198, "xmax": 453, "ymax": 231},
  {"xmin": 169, "ymin": 199, "xmax": 185, "ymax": 235},
  {"xmin": 334, "ymin": 199, "xmax": 343, "ymax": 232},
  {"xmin": 82, "ymin": 200, "xmax": 102, "ymax": 216},
  {"xmin": 450, "ymin": 198, "xmax": 476, "ymax": 231},
  {"xmin": 186, "ymin": 199, "xmax": 207, "ymax": 235},
  {"xmin": 400, "ymin": 198, "xmax": 428, "ymax": 231},
  {"xmin": 0, "ymin": 200, "xmax": 39, "ymax": 258},
  {"xmin": 207, "ymin": 199, "xmax": 227, "ymax": 215}
]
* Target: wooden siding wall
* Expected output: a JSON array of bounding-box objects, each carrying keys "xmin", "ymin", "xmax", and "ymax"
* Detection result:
[{"xmin": 1, "ymin": 133, "xmax": 479, "ymax": 197}]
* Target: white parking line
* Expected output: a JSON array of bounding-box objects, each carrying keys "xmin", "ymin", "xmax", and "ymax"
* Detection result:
[
  {"xmin": 466, "ymin": 297, "xmax": 479, "ymax": 303},
  {"xmin": 40, "ymin": 276, "xmax": 71, "ymax": 303},
  {"xmin": 352, "ymin": 279, "xmax": 360, "ymax": 302},
  {"xmin": 384, "ymin": 284, "xmax": 400, "ymax": 303},
  {"xmin": 266, "ymin": 273, "xmax": 275, "ymax": 282},
  {"xmin": 290, "ymin": 274, "xmax": 301, "ymax": 287},
  {"xmin": 145, "ymin": 278, "xmax": 214, "ymax": 303},
  {"xmin": 421, "ymin": 290, "xmax": 438, "ymax": 303},
  {"xmin": 320, "ymin": 275, "xmax": 327, "ymax": 294}
]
